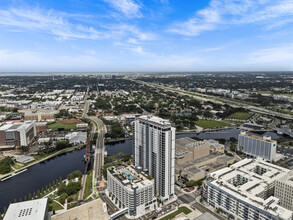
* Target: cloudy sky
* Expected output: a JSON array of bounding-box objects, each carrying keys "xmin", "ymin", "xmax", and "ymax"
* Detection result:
[{"xmin": 0, "ymin": 0, "xmax": 293, "ymax": 72}]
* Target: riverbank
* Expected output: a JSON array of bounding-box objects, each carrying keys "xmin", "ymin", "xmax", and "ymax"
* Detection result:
[
  {"xmin": 0, "ymin": 145, "xmax": 85, "ymax": 181},
  {"xmin": 105, "ymin": 137, "xmax": 132, "ymax": 144}
]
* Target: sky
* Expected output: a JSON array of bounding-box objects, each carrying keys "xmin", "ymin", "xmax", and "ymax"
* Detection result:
[{"xmin": 0, "ymin": 0, "xmax": 293, "ymax": 72}]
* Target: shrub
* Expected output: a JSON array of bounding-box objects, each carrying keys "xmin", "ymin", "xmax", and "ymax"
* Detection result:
[{"xmin": 59, "ymin": 193, "xmax": 68, "ymax": 204}]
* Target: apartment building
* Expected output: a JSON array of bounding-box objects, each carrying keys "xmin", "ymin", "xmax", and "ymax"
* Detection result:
[
  {"xmin": 133, "ymin": 115, "xmax": 175, "ymax": 202},
  {"xmin": 275, "ymin": 170, "xmax": 293, "ymax": 211},
  {"xmin": 203, "ymin": 158, "xmax": 292, "ymax": 220},
  {"xmin": 238, "ymin": 131, "xmax": 277, "ymax": 161},
  {"xmin": 107, "ymin": 165, "xmax": 157, "ymax": 217},
  {"xmin": 0, "ymin": 121, "xmax": 36, "ymax": 147}
]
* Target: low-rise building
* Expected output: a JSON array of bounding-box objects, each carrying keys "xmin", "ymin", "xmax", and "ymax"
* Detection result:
[
  {"xmin": 206, "ymin": 139, "xmax": 225, "ymax": 153},
  {"xmin": 36, "ymin": 122, "xmax": 47, "ymax": 133},
  {"xmin": 76, "ymin": 123, "xmax": 88, "ymax": 131},
  {"xmin": 65, "ymin": 132, "xmax": 87, "ymax": 145},
  {"xmin": 15, "ymin": 155, "xmax": 36, "ymax": 165},
  {"xmin": 107, "ymin": 165, "xmax": 157, "ymax": 217},
  {"xmin": 176, "ymin": 137, "xmax": 210, "ymax": 164},
  {"xmin": 203, "ymin": 158, "xmax": 292, "ymax": 220}
]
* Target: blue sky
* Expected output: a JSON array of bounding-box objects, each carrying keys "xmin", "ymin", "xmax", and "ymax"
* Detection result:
[{"xmin": 0, "ymin": 0, "xmax": 293, "ymax": 72}]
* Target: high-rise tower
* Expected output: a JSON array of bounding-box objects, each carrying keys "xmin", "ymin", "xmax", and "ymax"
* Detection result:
[{"xmin": 133, "ymin": 115, "xmax": 175, "ymax": 202}]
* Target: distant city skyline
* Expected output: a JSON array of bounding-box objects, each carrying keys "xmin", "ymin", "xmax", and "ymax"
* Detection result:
[{"xmin": 0, "ymin": 0, "xmax": 293, "ymax": 72}]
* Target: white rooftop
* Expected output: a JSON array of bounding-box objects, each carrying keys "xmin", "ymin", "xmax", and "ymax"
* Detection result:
[
  {"xmin": 139, "ymin": 115, "xmax": 171, "ymax": 127},
  {"xmin": 4, "ymin": 198, "xmax": 48, "ymax": 220},
  {"xmin": 0, "ymin": 121, "xmax": 35, "ymax": 131}
]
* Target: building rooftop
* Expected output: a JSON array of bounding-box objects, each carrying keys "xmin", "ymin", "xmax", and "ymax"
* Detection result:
[
  {"xmin": 138, "ymin": 115, "xmax": 171, "ymax": 127},
  {"xmin": 52, "ymin": 199, "xmax": 108, "ymax": 220},
  {"xmin": 4, "ymin": 198, "xmax": 48, "ymax": 220},
  {"xmin": 278, "ymin": 170, "xmax": 293, "ymax": 186},
  {"xmin": 240, "ymin": 131, "xmax": 276, "ymax": 143},
  {"xmin": 0, "ymin": 121, "xmax": 35, "ymax": 131},
  {"xmin": 208, "ymin": 158, "xmax": 292, "ymax": 218},
  {"xmin": 15, "ymin": 155, "xmax": 36, "ymax": 164},
  {"xmin": 109, "ymin": 165, "xmax": 153, "ymax": 190},
  {"xmin": 176, "ymin": 137, "xmax": 208, "ymax": 149}
]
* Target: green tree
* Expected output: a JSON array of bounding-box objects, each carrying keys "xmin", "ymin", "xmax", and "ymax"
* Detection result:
[
  {"xmin": 3, "ymin": 206, "xmax": 7, "ymax": 215},
  {"xmin": 24, "ymin": 195, "xmax": 27, "ymax": 201},
  {"xmin": 28, "ymin": 193, "xmax": 32, "ymax": 200},
  {"xmin": 37, "ymin": 190, "xmax": 40, "ymax": 198},
  {"xmin": 41, "ymin": 187, "xmax": 44, "ymax": 195},
  {"xmin": 45, "ymin": 185, "xmax": 48, "ymax": 192},
  {"xmin": 33, "ymin": 192, "xmax": 36, "ymax": 199},
  {"xmin": 14, "ymin": 198, "xmax": 17, "ymax": 203}
]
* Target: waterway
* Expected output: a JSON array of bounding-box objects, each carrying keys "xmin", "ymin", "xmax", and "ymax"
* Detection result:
[{"xmin": 0, "ymin": 128, "xmax": 284, "ymax": 212}]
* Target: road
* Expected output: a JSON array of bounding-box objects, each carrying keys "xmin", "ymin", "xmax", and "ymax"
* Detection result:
[
  {"xmin": 82, "ymin": 86, "xmax": 90, "ymax": 118},
  {"xmin": 176, "ymin": 187, "xmax": 226, "ymax": 220},
  {"xmin": 89, "ymin": 116, "xmax": 107, "ymax": 181},
  {"xmin": 192, "ymin": 202, "xmax": 226, "ymax": 220}
]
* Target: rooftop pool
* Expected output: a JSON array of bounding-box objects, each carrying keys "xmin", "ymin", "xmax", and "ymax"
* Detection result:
[{"xmin": 124, "ymin": 170, "xmax": 135, "ymax": 180}]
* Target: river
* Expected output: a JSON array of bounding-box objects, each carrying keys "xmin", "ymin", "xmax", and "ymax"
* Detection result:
[{"xmin": 0, "ymin": 128, "xmax": 284, "ymax": 212}]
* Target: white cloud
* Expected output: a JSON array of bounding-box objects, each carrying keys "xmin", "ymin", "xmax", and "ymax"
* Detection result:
[
  {"xmin": 0, "ymin": 6, "xmax": 156, "ymax": 46},
  {"xmin": 103, "ymin": 0, "xmax": 143, "ymax": 18},
  {"xmin": 0, "ymin": 7, "xmax": 106, "ymax": 40},
  {"xmin": 247, "ymin": 44, "xmax": 293, "ymax": 66},
  {"xmin": 170, "ymin": 0, "xmax": 293, "ymax": 36}
]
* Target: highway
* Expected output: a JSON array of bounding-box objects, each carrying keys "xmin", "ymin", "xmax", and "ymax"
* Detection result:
[{"xmin": 136, "ymin": 80, "xmax": 293, "ymax": 120}]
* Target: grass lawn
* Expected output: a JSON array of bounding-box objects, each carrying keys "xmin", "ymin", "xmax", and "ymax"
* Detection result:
[
  {"xmin": 84, "ymin": 170, "xmax": 93, "ymax": 199},
  {"xmin": 12, "ymin": 163, "xmax": 24, "ymax": 170},
  {"xmin": 48, "ymin": 120, "xmax": 83, "ymax": 131},
  {"xmin": 160, "ymin": 207, "xmax": 192, "ymax": 220},
  {"xmin": 68, "ymin": 202, "xmax": 78, "ymax": 210},
  {"xmin": 228, "ymin": 112, "xmax": 252, "ymax": 120},
  {"xmin": 49, "ymin": 201, "xmax": 63, "ymax": 211},
  {"xmin": 195, "ymin": 120, "xmax": 231, "ymax": 129}
]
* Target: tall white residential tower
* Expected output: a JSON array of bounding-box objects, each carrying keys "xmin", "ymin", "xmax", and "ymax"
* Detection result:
[{"xmin": 133, "ymin": 115, "xmax": 175, "ymax": 202}]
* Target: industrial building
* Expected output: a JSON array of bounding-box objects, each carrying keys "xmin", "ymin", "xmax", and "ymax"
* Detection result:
[
  {"xmin": 238, "ymin": 131, "xmax": 277, "ymax": 161},
  {"xmin": 0, "ymin": 121, "xmax": 36, "ymax": 147},
  {"xmin": 203, "ymin": 158, "xmax": 292, "ymax": 220},
  {"xmin": 107, "ymin": 165, "xmax": 157, "ymax": 217},
  {"xmin": 133, "ymin": 115, "xmax": 175, "ymax": 202}
]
